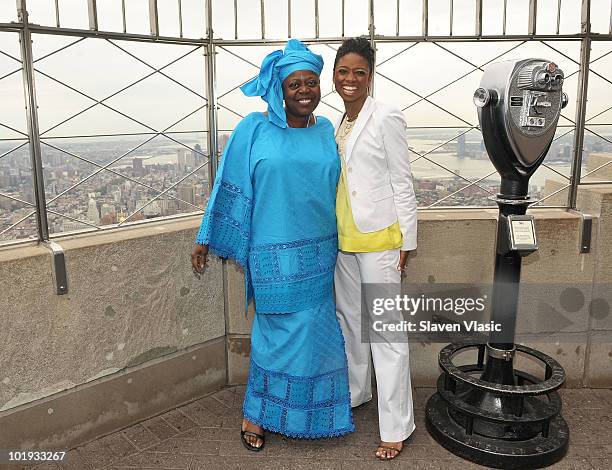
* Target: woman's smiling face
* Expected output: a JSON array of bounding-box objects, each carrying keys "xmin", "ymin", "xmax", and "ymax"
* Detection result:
[
  {"xmin": 333, "ymin": 52, "xmax": 371, "ymax": 105},
  {"xmin": 282, "ymin": 70, "xmax": 321, "ymax": 119}
]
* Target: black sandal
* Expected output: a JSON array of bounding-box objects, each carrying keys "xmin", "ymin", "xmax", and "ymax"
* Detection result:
[{"xmin": 240, "ymin": 429, "xmax": 265, "ymax": 452}]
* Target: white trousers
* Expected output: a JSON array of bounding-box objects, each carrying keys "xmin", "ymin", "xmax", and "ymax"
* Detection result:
[{"xmin": 334, "ymin": 249, "xmax": 415, "ymax": 442}]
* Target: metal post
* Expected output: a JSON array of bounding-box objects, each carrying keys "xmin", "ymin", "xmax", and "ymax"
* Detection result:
[
  {"xmin": 149, "ymin": 0, "xmax": 159, "ymax": 37},
  {"xmin": 206, "ymin": 0, "xmax": 219, "ymax": 188},
  {"xmin": 235, "ymin": 0, "xmax": 239, "ymax": 39},
  {"xmin": 178, "ymin": 0, "xmax": 183, "ymax": 37},
  {"xmin": 16, "ymin": 0, "xmax": 50, "ymax": 241},
  {"xmin": 396, "ymin": 0, "xmax": 400, "ymax": 36},
  {"xmin": 54, "ymin": 0, "xmax": 60, "ymax": 27},
  {"xmin": 288, "ymin": 0, "xmax": 292, "ymax": 38},
  {"xmin": 528, "ymin": 0, "xmax": 538, "ymax": 36},
  {"xmin": 260, "ymin": 0, "xmax": 266, "ymax": 39},
  {"xmin": 476, "ymin": 0, "xmax": 482, "ymax": 37},
  {"xmin": 314, "ymin": 0, "xmax": 319, "ymax": 39},
  {"xmin": 568, "ymin": 0, "xmax": 591, "ymax": 209},
  {"xmin": 422, "ymin": 0, "xmax": 428, "ymax": 37},
  {"xmin": 87, "ymin": 0, "xmax": 98, "ymax": 31},
  {"xmin": 121, "ymin": 0, "xmax": 127, "ymax": 33},
  {"xmin": 341, "ymin": 0, "xmax": 344, "ymax": 37},
  {"xmin": 450, "ymin": 0, "xmax": 454, "ymax": 36}
]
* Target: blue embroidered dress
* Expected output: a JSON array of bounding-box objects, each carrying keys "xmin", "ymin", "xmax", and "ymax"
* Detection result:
[{"xmin": 196, "ymin": 112, "xmax": 354, "ymax": 438}]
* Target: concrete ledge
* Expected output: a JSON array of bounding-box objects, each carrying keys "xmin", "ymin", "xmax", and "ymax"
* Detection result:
[
  {"xmin": 223, "ymin": 207, "xmax": 610, "ymax": 388},
  {"xmin": 0, "ymin": 215, "xmax": 225, "ymax": 412},
  {"xmin": 0, "ymin": 337, "xmax": 226, "ymax": 451}
]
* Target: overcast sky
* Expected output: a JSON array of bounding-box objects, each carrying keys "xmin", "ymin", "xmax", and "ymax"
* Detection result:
[{"xmin": 0, "ymin": 0, "xmax": 611, "ymax": 141}]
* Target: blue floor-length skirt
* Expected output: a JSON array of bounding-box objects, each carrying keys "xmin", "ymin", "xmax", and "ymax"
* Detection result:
[{"xmin": 243, "ymin": 298, "xmax": 355, "ymax": 438}]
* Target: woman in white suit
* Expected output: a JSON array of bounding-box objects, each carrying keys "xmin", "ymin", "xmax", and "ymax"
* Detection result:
[{"xmin": 332, "ymin": 38, "xmax": 418, "ymax": 460}]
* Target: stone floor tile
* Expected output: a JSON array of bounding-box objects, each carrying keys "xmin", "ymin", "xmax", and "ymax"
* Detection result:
[
  {"xmin": 76, "ymin": 434, "xmax": 137, "ymax": 469},
  {"xmin": 221, "ymin": 416, "xmax": 243, "ymax": 429},
  {"xmin": 341, "ymin": 459, "xmax": 404, "ymax": 470},
  {"xmin": 286, "ymin": 459, "xmax": 343, "ymax": 470},
  {"xmin": 1, "ymin": 464, "xmax": 30, "ymax": 470},
  {"xmin": 548, "ymin": 457, "xmax": 594, "ymax": 469},
  {"xmin": 588, "ymin": 389, "xmax": 612, "ymax": 407},
  {"xmin": 57, "ymin": 450, "xmax": 92, "ymax": 470},
  {"xmin": 113, "ymin": 451, "xmax": 193, "ymax": 469},
  {"xmin": 196, "ymin": 396, "xmax": 227, "ymax": 415},
  {"xmin": 180, "ymin": 402, "xmax": 224, "ymax": 428},
  {"xmin": 120, "ymin": 424, "xmax": 161, "ymax": 451},
  {"xmin": 565, "ymin": 444, "xmax": 608, "ymax": 459},
  {"xmin": 210, "ymin": 389, "xmax": 235, "ymax": 409},
  {"xmin": 188, "ymin": 455, "xmax": 297, "ymax": 470},
  {"xmin": 47, "ymin": 385, "xmax": 612, "ymax": 470},
  {"xmin": 145, "ymin": 438, "xmax": 220, "ymax": 456},
  {"xmin": 239, "ymin": 440, "xmax": 367, "ymax": 461},
  {"xmin": 561, "ymin": 389, "xmax": 607, "ymax": 410},
  {"xmin": 177, "ymin": 426, "xmax": 239, "ymax": 442},
  {"xmin": 589, "ymin": 458, "xmax": 611, "ymax": 470},
  {"xmin": 159, "ymin": 409, "xmax": 198, "ymax": 434},
  {"xmin": 141, "ymin": 416, "xmax": 180, "ymax": 441}
]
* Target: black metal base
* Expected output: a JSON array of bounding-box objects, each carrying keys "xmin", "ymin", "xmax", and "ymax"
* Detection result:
[
  {"xmin": 426, "ymin": 393, "xmax": 569, "ymax": 469},
  {"xmin": 425, "ymin": 342, "xmax": 569, "ymax": 469}
]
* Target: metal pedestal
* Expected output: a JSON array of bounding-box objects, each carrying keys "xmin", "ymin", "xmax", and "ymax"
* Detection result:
[{"xmin": 425, "ymin": 342, "xmax": 569, "ymax": 469}]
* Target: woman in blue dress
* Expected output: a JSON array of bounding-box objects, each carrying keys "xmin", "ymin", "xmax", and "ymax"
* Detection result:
[{"xmin": 191, "ymin": 39, "xmax": 354, "ymax": 450}]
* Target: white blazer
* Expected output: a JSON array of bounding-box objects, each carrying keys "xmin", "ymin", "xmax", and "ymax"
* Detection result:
[{"xmin": 334, "ymin": 96, "xmax": 418, "ymax": 251}]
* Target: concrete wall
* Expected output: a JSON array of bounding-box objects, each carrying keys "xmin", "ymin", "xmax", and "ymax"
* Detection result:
[
  {"xmin": 0, "ymin": 217, "xmax": 226, "ymax": 449},
  {"xmin": 225, "ymin": 204, "xmax": 610, "ymax": 389}
]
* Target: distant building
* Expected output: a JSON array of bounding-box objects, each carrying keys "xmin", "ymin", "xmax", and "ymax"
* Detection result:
[
  {"xmin": 133, "ymin": 157, "xmax": 145, "ymax": 176},
  {"xmin": 457, "ymin": 134, "xmax": 466, "ymax": 160},
  {"xmin": 218, "ymin": 133, "xmax": 230, "ymax": 154},
  {"xmin": 101, "ymin": 203, "xmax": 114, "ymax": 218},
  {"xmin": 177, "ymin": 183, "xmax": 197, "ymax": 211},
  {"xmin": 87, "ymin": 198, "xmax": 100, "ymax": 225},
  {"xmin": 159, "ymin": 198, "xmax": 177, "ymax": 216},
  {"xmin": 177, "ymin": 148, "xmax": 195, "ymax": 173},
  {"xmin": 193, "ymin": 144, "xmax": 204, "ymax": 167},
  {"xmin": 61, "ymin": 219, "xmax": 90, "ymax": 232},
  {"xmin": 143, "ymin": 200, "xmax": 161, "ymax": 218}
]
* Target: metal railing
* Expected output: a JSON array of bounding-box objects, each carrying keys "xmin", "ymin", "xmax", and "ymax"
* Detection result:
[{"xmin": 0, "ymin": 0, "xmax": 611, "ymax": 245}]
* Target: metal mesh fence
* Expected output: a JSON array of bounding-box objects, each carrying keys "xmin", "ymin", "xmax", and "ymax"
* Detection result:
[{"xmin": 0, "ymin": 0, "xmax": 610, "ymax": 244}]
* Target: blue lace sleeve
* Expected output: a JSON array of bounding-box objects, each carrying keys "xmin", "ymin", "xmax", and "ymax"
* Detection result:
[{"xmin": 195, "ymin": 115, "xmax": 257, "ymax": 268}]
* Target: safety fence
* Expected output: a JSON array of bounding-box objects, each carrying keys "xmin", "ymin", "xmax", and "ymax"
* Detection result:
[{"xmin": 0, "ymin": 0, "xmax": 611, "ymax": 244}]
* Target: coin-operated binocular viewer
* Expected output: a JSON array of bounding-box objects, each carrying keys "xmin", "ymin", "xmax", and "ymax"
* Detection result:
[{"xmin": 425, "ymin": 59, "xmax": 570, "ymax": 469}]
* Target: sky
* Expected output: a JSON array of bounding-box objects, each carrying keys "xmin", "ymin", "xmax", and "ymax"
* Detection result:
[{"xmin": 0, "ymin": 0, "xmax": 611, "ymax": 141}]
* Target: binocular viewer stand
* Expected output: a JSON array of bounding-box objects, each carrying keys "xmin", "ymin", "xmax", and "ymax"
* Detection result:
[
  {"xmin": 425, "ymin": 59, "xmax": 570, "ymax": 468},
  {"xmin": 425, "ymin": 195, "xmax": 569, "ymax": 469}
]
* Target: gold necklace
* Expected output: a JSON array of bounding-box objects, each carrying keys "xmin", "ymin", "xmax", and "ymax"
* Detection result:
[{"xmin": 339, "ymin": 115, "xmax": 354, "ymax": 139}]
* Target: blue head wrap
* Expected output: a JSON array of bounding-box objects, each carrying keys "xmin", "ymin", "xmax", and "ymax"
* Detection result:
[{"xmin": 240, "ymin": 39, "xmax": 324, "ymax": 128}]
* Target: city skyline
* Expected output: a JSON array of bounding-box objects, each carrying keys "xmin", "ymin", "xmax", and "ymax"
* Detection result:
[{"xmin": 3, "ymin": 124, "xmax": 609, "ymax": 242}]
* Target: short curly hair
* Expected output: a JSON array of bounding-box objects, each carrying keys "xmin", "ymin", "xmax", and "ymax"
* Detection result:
[{"xmin": 333, "ymin": 37, "xmax": 375, "ymax": 72}]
